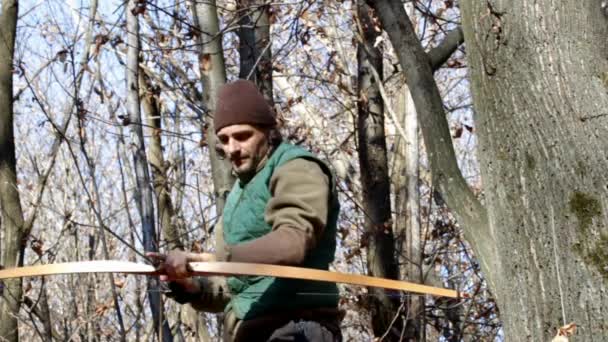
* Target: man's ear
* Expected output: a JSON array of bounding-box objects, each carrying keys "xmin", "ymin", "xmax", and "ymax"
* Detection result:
[
  {"xmin": 215, "ymin": 143, "xmax": 226, "ymax": 159},
  {"xmin": 267, "ymin": 127, "xmax": 283, "ymax": 147}
]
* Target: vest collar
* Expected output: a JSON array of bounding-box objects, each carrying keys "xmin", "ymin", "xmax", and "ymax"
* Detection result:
[{"xmin": 235, "ymin": 144, "xmax": 277, "ymax": 185}]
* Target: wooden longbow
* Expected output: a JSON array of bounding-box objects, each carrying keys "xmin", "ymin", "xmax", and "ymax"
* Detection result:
[{"xmin": 0, "ymin": 261, "xmax": 461, "ymax": 298}]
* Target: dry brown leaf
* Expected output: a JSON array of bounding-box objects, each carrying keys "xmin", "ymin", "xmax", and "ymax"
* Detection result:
[
  {"xmin": 95, "ymin": 303, "xmax": 109, "ymax": 316},
  {"xmin": 191, "ymin": 240, "xmax": 202, "ymax": 253},
  {"xmin": 130, "ymin": 1, "xmax": 146, "ymax": 16},
  {"xmin": 436, "ymin": 8, "xmax": 446, "ymax": 19},
  {"xmin": 81, "ymin": 63, "xmax": 93, "ymax": 74},
  {"xmin": 56, "ymin": 49, "xmax": 68, "ymax": 62},
  {"xmin": 114, "ymin": 278, "xmax": 125, "ymax": 289},
  {"xmin": 31, "ymin": 239, "xmax": 44, "ymax": 257},
  {"xmin": 200, "ymin": 54, "xmax": 212, "ymax": 72},
  {"xmin": 93, "ymin": 34, "xmax": 109, "ymax": 56},
  {"xmin": 558, "ymin": 323, "xmax": 577, "ymax": 336},
  {"xmin": 24, "ymin": 282, "xmax": 32, "ymax": 294},
  {"xmin": 453, "ymin": 125, "xmax": 463, "ymax": 138},
  {"xmin": 344, "ymin": 247, "xmax": 361, "ymax": 261},
  {"xmin": 268, "ymin": 7, "xmax": 277, "ymax": 24},
  {"xmin": 552, "ymin": 322, "xmax": 576, "ymax": 342}
]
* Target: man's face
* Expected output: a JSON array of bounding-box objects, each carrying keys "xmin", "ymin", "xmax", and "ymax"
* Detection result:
[{"xmin": 216, "ymin": 124, "xmax": 270, "ymax": 178}]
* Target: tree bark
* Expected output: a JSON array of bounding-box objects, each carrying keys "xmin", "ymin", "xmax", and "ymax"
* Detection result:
[
  {"xmin": 355, "ymin": 2, "xmax": 401, "ymax": 339},
  {"xmin": 125, "ymin": 2, "xmax": 173, "ymax": 341},
  {"xmin": 459, "ymin": 0, "xmax": 608, "ymax": 340},
  {"xmin": 190, "ymin": 0, "xmax": 235, "ymax": 215},
  {"xmin": 0, "ymin": 1, "xmax": 25, "ymax": 341}
]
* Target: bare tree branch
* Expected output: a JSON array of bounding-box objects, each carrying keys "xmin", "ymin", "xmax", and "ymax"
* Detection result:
[{"xmin": 428, "ymin": 27, "xmax": 464, "ymax": 72}]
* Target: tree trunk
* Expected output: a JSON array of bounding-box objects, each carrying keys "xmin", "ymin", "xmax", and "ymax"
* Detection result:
[
  {"xmin": 0, "ymin": 1, "xmax": 25, "ymax": 341},
  {"xmin": 86, "ymin": 233, "xmax": 100, "ymax": 342},
  {"xmin": 460, "ymin": 0, "xmax": 608, "ymax": 340},
  {"xmin": 140, "ymin": 71, "xmax": 184, "ymax": 251},
  {"xmin": 355, "ymin": 2, "xmax": 400, "ymax": 339},
  {"xmin": 125, "ymin": 2, "xmax": 173, "ymax": 341},
  {"xmin": 140, "ymin": 70, "xmax": 210, "ymax": 342},
  {"xmin": 368, "ymin": 0, "xmax": 497, "ymax": 290},
  {"xmin": 237, "ymin": 0, "xmax": 274, "ymax": 101},
  {"xmin": 190, "ymin": 0, "xmax": 235, "ymax": 215},
  {"xmin": 118, "ymin": 147, "xmax": 144, "ymax": 342},
  {"xmin": 393, "ymin": 82, "xmax": 424, "ymax": 341},
  {"xmin": 237, "ymin": 2, "xmax": 256, "ymax": 80},
  {"xmin": 22, "ymin": 279, "xmax": 57, "ymax": 341}
]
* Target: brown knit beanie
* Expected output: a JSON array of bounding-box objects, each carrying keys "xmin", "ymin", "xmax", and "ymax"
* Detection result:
[{"xmin": 214, "ymin": 79, "xmax": 276, "ymax": 133}]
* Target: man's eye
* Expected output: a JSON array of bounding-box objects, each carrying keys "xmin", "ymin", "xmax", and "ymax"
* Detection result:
[{"xmin": 234, "ymin": 132, "xmax": 252, "ymax": 141}]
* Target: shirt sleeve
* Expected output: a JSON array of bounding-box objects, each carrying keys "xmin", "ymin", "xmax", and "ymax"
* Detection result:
[
  {"xmin": 227, "ymin": 158, "xmax": 331, "ymax": 265},
  {"xmin": 167, "ymin": 221, "xmax": 232, "ymax": 312}
]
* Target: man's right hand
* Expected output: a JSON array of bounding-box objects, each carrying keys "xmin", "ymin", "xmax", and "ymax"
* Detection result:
[
  {"xmin": 147, "ymin": 250, "xmax": 216, "ymax": 294},
  {"xmin": 146, "ymin": 249, "xmax": 215, "ymax": 304}
]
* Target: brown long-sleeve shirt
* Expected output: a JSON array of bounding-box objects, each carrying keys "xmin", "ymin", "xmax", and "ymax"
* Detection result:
[
  {"xmin": 219, "ymin": 157, "xmax": 331, "ymax": 264},
  {"xmin": 187, "ymin": 157, "xmax": 333, "ymax": 311}
]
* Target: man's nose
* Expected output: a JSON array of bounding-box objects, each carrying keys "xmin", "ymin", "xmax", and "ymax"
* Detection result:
[{"xmin": 226, "ymin": 139, "xmax": 240, "ymax": 156}]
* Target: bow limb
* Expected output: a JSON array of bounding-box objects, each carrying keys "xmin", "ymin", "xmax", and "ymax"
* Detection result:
[
  {"xmin": 0, "ymin": 261, "xmax": 461, "ymax": 298},
  {"xmin": 0, "ymin": 261, "xmax": 157, "ymax": 279},
  {"xmin": 188, "ymin": 262, "xmax": 460, "ymax": 298}
]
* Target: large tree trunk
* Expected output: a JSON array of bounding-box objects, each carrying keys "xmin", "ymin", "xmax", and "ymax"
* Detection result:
[
  {"xmin": 374, "ymin": 0, "xmax": 608, "ymax": 340},
  {"xmin": 355, "ymin": 2, "xmax": 400, "ymax": 339},
  {"xmin": 190, "ymin": 0, "xmax": 235, "ymax": 215},
  {"xmin": 125, "ymin": 2, "xmax": 173, "ymax": 341},
  {"xmin": 0, "ymin": 1, "xmax": 25, "ymax": 341},
  {"xmin": 459, "ymin": 1, "xmax": 608, "ymax": 340}
]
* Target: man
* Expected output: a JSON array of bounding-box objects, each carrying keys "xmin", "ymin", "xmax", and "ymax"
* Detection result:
[{"xmin": 149, "ymin": 80, "xmax": 343, "ymax": 341}]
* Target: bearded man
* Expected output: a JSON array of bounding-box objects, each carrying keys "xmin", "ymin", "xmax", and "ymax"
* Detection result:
[{"xmin": 150, "ymin": 80, "xmax": 343, "ymax": 342}]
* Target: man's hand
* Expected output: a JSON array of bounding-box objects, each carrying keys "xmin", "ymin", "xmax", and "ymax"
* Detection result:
[
  {"xmin": 147, "ymin": 250, "xmax": 217, "ymax": 302},
  {"xmin": 147, "ymin": 250, "xmax": 216, "ymax": 281}
]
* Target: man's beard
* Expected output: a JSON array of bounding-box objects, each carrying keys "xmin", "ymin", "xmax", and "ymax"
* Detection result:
[{"xmin": 233, "ymin": 156, "xmax": 257, "ymax": 181}]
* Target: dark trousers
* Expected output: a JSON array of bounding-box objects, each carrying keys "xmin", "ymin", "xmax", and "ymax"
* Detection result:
[
  {"xmin": 266, "ymin": 320, "xmax": 341, "ymax": 342},
  {"xmin": 232, "ymin": 319, "xmax": 342, "ymax": 342}
]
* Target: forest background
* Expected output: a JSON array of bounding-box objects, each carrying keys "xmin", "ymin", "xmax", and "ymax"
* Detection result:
[{"xmin": 0, "ymin": 0, "xmax": 606, "ymax": 341}]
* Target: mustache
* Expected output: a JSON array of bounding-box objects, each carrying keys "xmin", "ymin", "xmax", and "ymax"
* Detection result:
[{"xmin": 229, "ymin": 153, "xmax": 246, "ymax": 159}]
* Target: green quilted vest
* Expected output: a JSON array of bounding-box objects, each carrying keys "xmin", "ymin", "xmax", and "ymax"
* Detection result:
[{"xmin": 222, "ymin": 142, "xmax": 340, "ymax": 320}]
